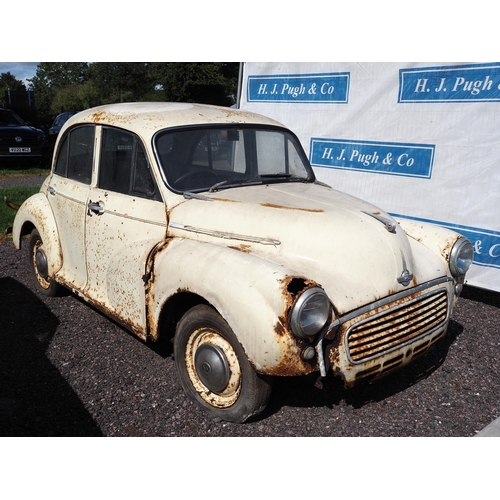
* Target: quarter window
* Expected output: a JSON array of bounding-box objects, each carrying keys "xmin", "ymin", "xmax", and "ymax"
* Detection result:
[{"xmin": 54, "ymin": 125, "xmax": 95, "ymax": 184}]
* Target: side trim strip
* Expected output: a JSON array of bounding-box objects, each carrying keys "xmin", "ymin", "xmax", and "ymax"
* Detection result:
[{"xmin": 169, "ymin": 222, "xmax": 281, "ymax": 246}]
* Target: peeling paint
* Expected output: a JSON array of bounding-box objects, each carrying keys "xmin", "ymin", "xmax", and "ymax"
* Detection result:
[
  {"xmin": 260, "ymin": 203, "xmax": 324, "ymax": 213},
  {"xmin": 227, "ymin": 244, "xmax": 252, "ymax": 253},
  {"xmin": 12, "ymin": 102, "xmax": 472, "ymax": 422},
  {"xmin": 211, "ymin": 197, "xmax": 241, "ymax": 203}
]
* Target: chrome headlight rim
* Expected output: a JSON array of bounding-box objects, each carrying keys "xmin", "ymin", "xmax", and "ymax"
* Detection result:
[
  {"xmin": 449, "ymin": 236, "xmax": 474, "ymax": 277},
  {"xmin": 290, "ymin": 286, "xmax": 331, "ymax": 340}
]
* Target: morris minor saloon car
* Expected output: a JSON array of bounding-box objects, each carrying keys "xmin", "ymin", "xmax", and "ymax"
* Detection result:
[{"xmin": 13, "ymin": 103, "xmax": 473, "ymax": 423}]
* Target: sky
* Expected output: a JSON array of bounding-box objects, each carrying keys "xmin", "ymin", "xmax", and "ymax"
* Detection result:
[
  {"xmin": 0, "ymin": 7, "xmax": 493, "ymax": 86},
  {"xmin": 0, "ymin": 62, "xmax": 39, "ymax": 85}
]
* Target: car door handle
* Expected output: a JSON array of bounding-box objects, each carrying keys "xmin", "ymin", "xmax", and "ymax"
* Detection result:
[
  {"xmin": 88, "ymin": 200, "xmax": 104, "ymax": 215},
  {"xmin": 48, "ymin": 186, "xmax": 56, "ymax": 196}
]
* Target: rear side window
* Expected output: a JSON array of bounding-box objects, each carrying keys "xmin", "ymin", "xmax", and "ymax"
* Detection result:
[
  {"xmin": 54, "ymin": 125, "xmax": 95, "ymax": 184},
  {"xmin": 99, "ymin": 127, "xmax": 160, "ymax": 200}
]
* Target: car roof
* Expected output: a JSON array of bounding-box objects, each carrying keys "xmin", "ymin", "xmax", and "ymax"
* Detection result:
[
  {"xmin": 63, "ymin": 102, "xmax": 284, "ymax": 138},
  {"xmin": 57, "ymin": 110, "xmax": 77, "ymax": 117}
]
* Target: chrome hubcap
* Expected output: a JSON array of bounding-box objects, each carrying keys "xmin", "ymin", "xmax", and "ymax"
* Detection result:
[
  {"xmin": 35, "ymin": 248, "xmax": 48, "ymax": 279},
  {"xmin": 185, "ymin": 328, "xmax": 242, "ymax": 408},
  {"xmin": 195, "ymin": 343, "xmax": 229, "ymax": 393}
]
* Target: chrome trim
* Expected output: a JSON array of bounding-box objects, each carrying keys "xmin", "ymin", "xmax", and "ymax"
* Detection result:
[
  {"xmin": 449, "ymin": 237, "xmax": 474, "ymax": 277},
  {"xmin": 362, "ymin": 211, "xmax": 397, "ymax": 233},
  {"xmin": 290, "ymin": 287, "xmax": 329, "ymax": 339},
  {"xmin": 326, "ymin": 276, "xmax": 452, "ymax": 331},
  {"xmin": 316, "ymin": 277, "xmax": 453, "ymax": 377},
  {"xmin": 183, "ymin": 192, "xmax": 214, "ymax": 201},
  {"xmin": 316, "ymin": 321, "xmax": 337, "ymax": 378},
  {"xmin": 397, "ymin": 251, "xmax": 413, "ymax": 287},
  {"xmin": 169, "ymin": 222, "xmax": 281, "ymax": 246},
  {"xmin": 345, "ymin": 288, "xmax": 449, "ymax": 365},
  {"xmin": 316, "ymin": 336, "xmax": 327, "ymax": 377}
]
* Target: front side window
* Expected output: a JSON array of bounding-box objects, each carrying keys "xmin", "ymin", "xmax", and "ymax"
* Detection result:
[
  {"xmin": 99, "ymin": 127, "xmax": 159, "ymax": 200},
  {"xmin": 54, "ymin": 125, "xmax": 94, "ymax": 184},
  {"xmin": 155, "ymin": 125, "xmax": 314, "ymax": 193}
]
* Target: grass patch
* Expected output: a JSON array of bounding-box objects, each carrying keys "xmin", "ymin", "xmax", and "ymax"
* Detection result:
[
  {"xmin": 0, "ymin": 186, "xmax": 40, "ymax": 242},
  {"xmin": 0, "ymin": 168, "xmax": 49, "ymax": 177}
]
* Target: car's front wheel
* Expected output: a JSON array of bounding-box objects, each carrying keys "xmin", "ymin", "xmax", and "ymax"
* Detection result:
[
  {"xmin": 174, "ymin": 304, "xmax": 272, "ymax": 423},
  {"xmin": 29, "ymin": 228, "xmax": 60, "ymax": 297}
]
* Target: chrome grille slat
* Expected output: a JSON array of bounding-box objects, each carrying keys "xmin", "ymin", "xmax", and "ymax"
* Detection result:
[
  {"xmin": 347, "ymin": 290, "xmax": 448, "ymax": 363},
  {"xmin": 350, "ymin": 293, "xmax": 446, "ymax": 338},
  {"xmin": 2, "ymin": 136, "xmax": 40, "ymax": 147},
  {"xmin": 349, "ymin": 295, "xmax": 447, "ymax": 349}
]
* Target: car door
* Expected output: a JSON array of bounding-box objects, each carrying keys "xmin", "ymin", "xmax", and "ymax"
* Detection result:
[
  {"xmin": 84, "ymin": 126, "xmax": 166, "ymax": 336},
  {"xmin": 47, "ymin": 124, "xmax": 95, "ymax": 291}
]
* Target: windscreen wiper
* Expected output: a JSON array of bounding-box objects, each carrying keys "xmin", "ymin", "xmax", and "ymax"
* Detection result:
[
  {"xmin": 209, "ymin": 178, "xmax": 265, "ymax": 190},
  {"xmin": 259, "ymin": 173, "xmax": 293, "ymax": 178},
  {"xmin": 259, "ymin": 173, "xmax": 309, "ymax": 182},
  {"xmin": 208, "ymin": 180, "xmax": 228, "ymax": 192},
  {"xmin": 185, "ymin": 179, "xmax": 260, "ymax": 198}
]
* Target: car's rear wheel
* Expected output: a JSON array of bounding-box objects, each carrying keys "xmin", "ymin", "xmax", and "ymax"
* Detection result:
[
  {"xmin": 174, "ymin": 304, "xmax": 272, "ymax": 423},
  {"xmin": 29, "ymin": 228, "xmax": 60, "ymax": 297}
]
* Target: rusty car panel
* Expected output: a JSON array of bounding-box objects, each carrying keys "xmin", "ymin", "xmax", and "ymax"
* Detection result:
[
  {"xmin": 145, "ymin": 236, "xmax": 318, "ymax": 376},
  {"xmin": 12, "ymin": 102, "xmax": 474, "ymax": 423},
  {"xmin": 326, "ymin": 277, "xmax": 454, "ymax": 385},
  {"xmin": 12, "ymin": 191, "xmax": 63, "ymax": 277}
]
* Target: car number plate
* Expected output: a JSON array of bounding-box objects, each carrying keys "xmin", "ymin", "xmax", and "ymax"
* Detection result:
[{"xmin": 9, "ymin": 147, "xmax": 31, "ymax": 153}]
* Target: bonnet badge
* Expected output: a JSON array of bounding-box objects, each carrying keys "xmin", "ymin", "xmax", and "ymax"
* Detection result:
[{"xmin": 397, "ymin": 252, "xmax": 413, "ymax": 287}]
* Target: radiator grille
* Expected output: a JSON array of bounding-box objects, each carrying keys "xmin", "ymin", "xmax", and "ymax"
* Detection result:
[
  {"xmin": 1, "ymin": 136, "xmax": 40, "ymax": 148},
  {"xmin": 347, "ymin": 290, "xmax": 448, "ymax": 363}
]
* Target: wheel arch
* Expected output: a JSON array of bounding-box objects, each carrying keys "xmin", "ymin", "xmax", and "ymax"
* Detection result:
[
  {"xmin": 12, "ymin": 193, "xmax": 63, "ymax": 276},
  {"xmin": 147, "ymin": 238, "xmax": 318, "ymax": 376},
  {"xmin": 156, "ymin": 290, "xmax": 211, "ymax": 343}
]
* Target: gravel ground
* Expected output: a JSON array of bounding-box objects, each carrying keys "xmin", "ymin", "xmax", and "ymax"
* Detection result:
[
  {"xmin": 1, "ymin": 175, "xmax": 500, "ymax": 437},
  {"xmin": 0, "ymin": 174, "xmax": 48, "ymax": 189},
  {"xmin": 1, "ymin": 237, "xmax": 499, "ymax": 437}
]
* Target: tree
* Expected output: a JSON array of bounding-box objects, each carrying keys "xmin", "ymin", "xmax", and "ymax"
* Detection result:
[
  {"xmin": 50, "ymin": 80, "xmax": 101, "ymax": 114},
  {"xmin": 29, "ymin": 63, "xmax": 90, "ymax": 125},
  {"xmin": 29, "ymin": 62, "xmax": 241, "ymax": 127},
  {"xmin": 0, "ymin": 71, "xmax": 26, "ymax": 92},
  {"xmin": 0, "ymin": 71, "xmax": 27, "ymax": 106},
  {"xmin": 151, "ymin": 63, "xmax": 239, "ymax": 105},
  {"xmin": 88, "ymin": 62, "xmax": 156, "ymax": 104}
]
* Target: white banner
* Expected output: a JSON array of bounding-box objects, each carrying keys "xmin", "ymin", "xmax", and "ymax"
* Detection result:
[{"xmin": 239, "ymin": 62, "xmax": 500, "ymax": 292}]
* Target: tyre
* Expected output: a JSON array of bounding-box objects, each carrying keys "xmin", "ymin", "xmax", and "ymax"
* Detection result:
[
  {"xmin": 174, "ymin": 304, "xmax": 272, "ymax": 423},
  {"xmin": 29, "ymin": 228, "xmax": 60, "ymax": 297}
]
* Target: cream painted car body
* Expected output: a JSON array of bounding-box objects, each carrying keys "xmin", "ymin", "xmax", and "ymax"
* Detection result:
[{"xmin": 13, "ymin": 102, "xmax": 470, "ymax": 398}]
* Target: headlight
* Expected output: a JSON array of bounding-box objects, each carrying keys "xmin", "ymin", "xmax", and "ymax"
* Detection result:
[
  {"xmin": 37, "ymin": 131, "xmax": 46, "ymax": 143},
  {"xmin": 449, "ymin": 237, "xmax": 473, "ymax": 277},
  {"xmin": 290, "ymin": 287, "xmax": 330, "ymax": 339}
]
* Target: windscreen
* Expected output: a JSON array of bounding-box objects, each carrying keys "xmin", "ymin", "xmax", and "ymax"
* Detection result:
[
  {"xmin": 155, "ymin": 125, "xmax": 314, "ymax": 192},
  {"xmin": 0, "ymin": 109, "xmax": 25, "ymax": 126}
]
